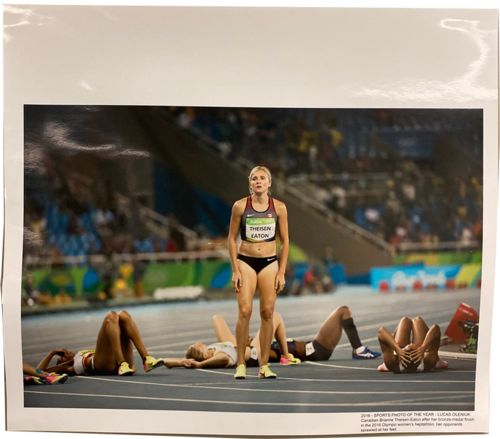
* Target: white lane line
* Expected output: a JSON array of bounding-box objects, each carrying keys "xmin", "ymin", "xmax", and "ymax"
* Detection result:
[
  {"xmin": 195, "ymin": 369, "xmax": 474, "ymax": 384},
  {"xmin": 305, "ymin": 361, "xmax": 475, "ymax": 374},
  {"xmin": 377, "ymin": 394, "xmax": 474, "ymax": 405},
  {"xmin": 304, "ymin": 361, "xmax": 374, "ymax": 371},
  {"xmin": 24, "ymin": 390, "xmax": 473, "ymax": 408},
  {"xmin": 71, "ymin": 376, "xmax": 473, "ymax": 396}
]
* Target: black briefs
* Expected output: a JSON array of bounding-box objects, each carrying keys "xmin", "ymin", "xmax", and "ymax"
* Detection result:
[
  {"xmin": 237, "ymin": 254, "xmax": 278, "ymax": 274},
  {"xmin": 270, "ymin": 339, "xmax": 333, "ymax": 361}
]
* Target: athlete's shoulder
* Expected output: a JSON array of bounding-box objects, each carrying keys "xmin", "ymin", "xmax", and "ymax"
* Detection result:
[
  {"xmin": 272, "ymin": 198, "xmax": 287, "ymax": 213},
  {"xmin": 231, "ymin": 197, "xmax": 248, "ymax": 214}
]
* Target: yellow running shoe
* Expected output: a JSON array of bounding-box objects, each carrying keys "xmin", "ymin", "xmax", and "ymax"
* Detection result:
[
  {"xmin": 118, "ymin": 361, "xmax": 135, "ymax": 376},
  {"xmin": 258, "ymin": 364, "xmax": 277, "ymax": 379},
  {"xmin": 143, "ymin": 355, "xmax": 164, "ymax": 372},
  {"xmin": 280, "ymin": 353, "xmax": 301, "ymax": 366},
  {"xmin": 234, "ymin": 363, "xmax": 247, "ymax": 379}
]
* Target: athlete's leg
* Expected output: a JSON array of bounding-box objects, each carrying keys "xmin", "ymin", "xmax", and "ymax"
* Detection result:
[
  {"xmin": 412, "ymin": 316, "xmax": 442, "ymax": 370},
  {"xmin": 377, "ymin": 326, "xmax": 400, "ymax": 372},
  {"xmin": 394, "ymin": 317, "xmax": 413, "ymax": 347},
  {"xmin": 313, "ymin": 305, "xmax": 351, "ymax": 351},
  {"xmin": 235, "ymin": 260, "xmax": 258, "ymax": 367},
  {"xmin": 376, "ymin": 317, "xmax": 412, "ymax": 372},
  {"xmin": 212, "ymin": 315, "xmax": 237, "ymax": 345},
  {"xmin": 256, "ymin": 261, "xmax": 279, "ymax": 366},
  {"xmin": 118, "ymin": 310, "xmax": 164, "ymax": 372},
  {"xmin": 117, "ymin": 311, "xmax": 149, "ymax": 364},
  {"xmin": 411, "ymin": 316, "xmax": 429, "ymax": 345},
  {"xmin": 249, "ymin": 311, "xmax": 287, "ymax": 359},
  {"xmin": 272, "ymin": 312, "xmax": 291, "ymax": 357},
  {"xmin": 94, "ymin": 311, "xmax": 127, "ymax": 372}
]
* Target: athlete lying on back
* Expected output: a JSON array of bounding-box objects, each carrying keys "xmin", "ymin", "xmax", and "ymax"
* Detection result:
[
  {"xmin": 377, "ymin": 316, "xmax": 448, "ymax": 373},
  {"xmin": 163, "ymin": 306, "xmax": 380, "ymax": 374}
]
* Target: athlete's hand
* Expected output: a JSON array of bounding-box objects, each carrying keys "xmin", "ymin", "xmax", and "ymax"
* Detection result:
[
  {"xmin": 396, "ymin": 346, "xmax": 412, "ymax": 368},
  {"xmin": 232, "ymin": 271, "xmax": 242, "ymax": 293},
  {"xmin": 184, "ymin": 359, "xmax": 202, "ymax": 368},
  {"xmin": 54, "ymin": 348, "xmax": 71, "ymax": 358},
  {"xmin": 410, "ymin": 345, "xmax": 426, "ymax": 363},
  {"xmin": 275, "ymin": 273, "xmax": 286, "ymax": 293},
  {"xmin": 181, "ymin": 359, "xmax": 196, "ymax": 368},
  {"xmin": 191, "ymin": 361, "xmax": 203, "ymax": 369}
]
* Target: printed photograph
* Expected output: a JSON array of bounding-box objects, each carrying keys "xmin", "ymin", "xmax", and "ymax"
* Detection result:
[{"xmin": 22, "ymin": 105, "xmax": 482, "ymax": 413}]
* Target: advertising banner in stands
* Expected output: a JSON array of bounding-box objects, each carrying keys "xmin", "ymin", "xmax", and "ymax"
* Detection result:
[{"xmin": 371, "ymin": 263, "xmax": 482, "ymax": 291}]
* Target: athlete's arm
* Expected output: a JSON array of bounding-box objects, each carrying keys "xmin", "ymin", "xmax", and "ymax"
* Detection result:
[
  {"xmin": 413, "ymin": 324, "xmax": 441, "ymax": 370},
  {"xmin": 37, "ymin": 349, "xmax": 65, "ymax": 370},
  {"xmin": 44, "ymin": 359, "xmax": 75, "ymax": 375},
  {"xmin": 275, "ymin": 201, "xmax": 289, "ymax": 293},
  {"xmin": 228, "ymin": 200, "xmax": 244, "ymax": 293},
  {"xmin": 378, "ymin": 326, "xmax": 411, "ymax": 370},
  {"xmin": 163, "ymin": 358, "xmax": 194, "ymax": 368},
  {"xmin": 190, "ymin": 352, "xmax": 232, "ymax": 369}
]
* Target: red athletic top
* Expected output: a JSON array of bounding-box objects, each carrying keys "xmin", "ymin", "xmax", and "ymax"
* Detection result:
[{"xmin": 240, "ymin": 197, "xmax": 278, "ymax": 242}]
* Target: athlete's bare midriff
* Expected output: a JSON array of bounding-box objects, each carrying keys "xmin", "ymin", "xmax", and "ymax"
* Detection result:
[{"xmin": 238, "ymin": 240, "xmax": 277, "ymax": 258}]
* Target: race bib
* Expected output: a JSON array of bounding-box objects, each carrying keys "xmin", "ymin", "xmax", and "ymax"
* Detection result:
[
  {"xmin": 305, "ymin": 341, "xmax": 315, "ymax": 357},
  {"xmin": 250, "ymin": 347, "xmax": 258, "ymax": 360},
  {"xmin": 246, "ymin": 217, "xmax": 276, "ymax": 242}
]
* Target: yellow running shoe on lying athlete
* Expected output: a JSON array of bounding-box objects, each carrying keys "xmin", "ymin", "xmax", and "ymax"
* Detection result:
[
  {"xmin": 143, "ymin": 355, "xmax": 165, "ymax": 372},
  {"xmin": 280, "ymin": 353, "xmax": 301, "ymax": 366},
  {"xmin": 118, "ymin": 361, "xmax": 135, "ymax": 376}
]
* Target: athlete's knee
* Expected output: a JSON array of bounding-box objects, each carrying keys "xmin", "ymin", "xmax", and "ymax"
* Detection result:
[
  {"xmin": 400, "ymin": 316, "xmax": 412, "ymax": 325},
  {"xmin": 430, "ymin": 323, "xmax": 441, "ymax": 334},
  {"xmin": 105, "ymin": 311, "xmax": 119, "ymax": 323},
  {"xmin": 273, "ymin": 311, "xmax": 282, "ymax": 326},
  {"xmin": 118, "ymin": 310, "xmax": 132, "ymax": 322},
  {"xmin": 260, "ymin": 307, "xmax": 274, "ymax": 322},
  {"xmin": 238, "ymin": 306, "xmax": 252, "ymax": 321},
  {"xmin": 337, "ymin": 305, "xmax": 351, "ymax": 317},
  {"xmin": 212, "ymin": 314, "xmax": 225, "ymax": 326},
  {"xmin": 412, "ymin": 316, "xmax": 424, "ymax": 323}
]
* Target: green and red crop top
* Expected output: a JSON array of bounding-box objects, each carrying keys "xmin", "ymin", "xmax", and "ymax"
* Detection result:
[{"xmin": 240, "ymin": 196, "xmax": 278, "ymax": 243}]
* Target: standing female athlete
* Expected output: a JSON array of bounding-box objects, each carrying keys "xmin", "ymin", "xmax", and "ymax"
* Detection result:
[{"xmin": 228, "ymin": 166, "xmax": 290, "ymax": 379}]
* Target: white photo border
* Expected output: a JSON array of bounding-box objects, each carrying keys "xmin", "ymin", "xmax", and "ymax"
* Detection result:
[{"xmin": 2, "ymin": 4, "xmax": 498, "ymax": 438}]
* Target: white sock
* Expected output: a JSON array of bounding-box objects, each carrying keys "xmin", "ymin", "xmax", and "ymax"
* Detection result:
[{"xmin": 355, "ymin": 346, "xmax": 366, "ymax": 354}]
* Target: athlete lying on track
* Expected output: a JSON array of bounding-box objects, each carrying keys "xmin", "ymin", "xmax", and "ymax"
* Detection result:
[
  {"xmin": 164, "ymin": 310, "xmax": 300, "ymax": 371},
  {"xmin": 377, "ymin": 316, "xmax": 449, "ymax": 373},
  {"xmin": 34, "ymin": 310, "xmax": 164, "ymax": 376},
  {"xmin": 163, "ymin": 305, "xmax": 380, "ymax": 374}
]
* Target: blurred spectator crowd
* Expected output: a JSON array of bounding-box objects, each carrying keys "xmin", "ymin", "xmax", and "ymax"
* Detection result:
[
  {"xmin": 170, "ymin": 107, "xmax": 482, "ymax": 247},
  {"xmin": 24, "ymin": 151, "xmax": 226, "ymax": 262}
]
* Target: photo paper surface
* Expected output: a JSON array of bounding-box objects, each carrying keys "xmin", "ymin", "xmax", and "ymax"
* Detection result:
[{"xmin": 2, "ymin": 4, "xmax": 498, "ymax": 438}]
